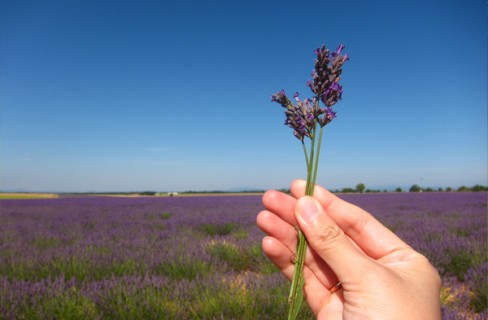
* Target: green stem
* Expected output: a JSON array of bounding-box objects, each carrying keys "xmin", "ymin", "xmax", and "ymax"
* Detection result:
[
  {"xmin": 311, "ymin": 126, "xmax": 324, "ymax": 188},
  {"xmin": 288, "ymin": 228, "xmax": 307, "ymax": 320},
  {"xmin": 301, "ymin": 140, "xmax": 309, "ymax": 169},
  {"xmin": 306, "ymin": 125, "xmax": 316, "ymax": 196},
  {"xmin": 288, "ymin": 97, "xmax": 326, "ymax": 320},
  {"xmin": 288, "ymin": 123, "xmax": 322, "ymax": 320}
]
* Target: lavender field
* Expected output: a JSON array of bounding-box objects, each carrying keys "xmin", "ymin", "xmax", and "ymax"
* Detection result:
[{"xmin": 0, "ymin": 192, "xmax": 486, "ymax": 319}]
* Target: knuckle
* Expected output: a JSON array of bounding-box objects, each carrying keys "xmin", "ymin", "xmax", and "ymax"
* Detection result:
[{"xmin": 312, "ymin": 224, "xmax": 343, "ymax": 251}]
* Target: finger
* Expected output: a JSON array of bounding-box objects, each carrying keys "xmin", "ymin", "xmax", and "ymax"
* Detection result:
[
  {"xmin": 261, "ymin": 236, "xmax": 295, "ymax": 279},
  {"xmin": 262, "ymin": 236, "xmax": 340, "ymax": 316},
  {"xmin": 303, "ymin": 273, "xmax": 341, "ymax": 317},
  {"xmin": 262, "ymin": 189, "xmax": 297, "ymax": 226},
  {"xmin": 260, "ymin": 192, "xmax": 337, "ymax": 289},
  {"xmin": 256, "ymin": 210, "xmax": 297, "ymax": 251},
  {"xmin": 291, "ymin": 180, "xmax": 410, "ymax": 259},
  {"xmin": 295, "ymin": 196, "xmax": 374, "ymax": 284},
  {"xmin": 258, "ymin": 210, "xmax": 340, "ymax": 293}
]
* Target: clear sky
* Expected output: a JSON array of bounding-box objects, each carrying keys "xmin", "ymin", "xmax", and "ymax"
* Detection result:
[{"xmin": 1, "ymin": 0, "xmax": 486, "ymax": 192}]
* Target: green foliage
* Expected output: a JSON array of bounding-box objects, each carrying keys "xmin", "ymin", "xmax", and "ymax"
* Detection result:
[
  {"xmin": 139, "ymin": 191, "xmax": 156, "ymax": 196},
  {"xmin": 233, "ymin": 229, "xmax": 249, "ymax": 239},
  {"xmin": 99, "ymin": 286, "xmax": 177, "ymax": 319},
  {"xmin": 188, "ymin": 277, "xmax": 314, "ymax": 320},
  {"xmin": 82, "ymin": 221, "xmax": 96, "ymax": 231},
  {"xmin": 332, "ymin": 184, "xmax": 488, "ymax": 193},
  {"xmin": 471, "ymin": 184, "xmax": 488, "ymax": 191},
  {"xmin": 160, "ymin": 212, "xmax": 172, "ymax": 219},
  {"xmin": 356, "ymin": 183, "xmax": 366, "ymax": 193},
  {"xmin": 0, "ymin": 257, "xmax": 147, "ymax": 282},
  {"xmin": 449, "ymin": 226, "xmax": 471, "ymax": 237},
  {"xmin": 207, "ymin": 241, "xmax": 247, "ymax": 271},
  {"xmin": 0, "ymin": 257, "xmax": 91, "ymax": 282},
  {"xmin": 365, "ymin": 189, "xmax": 381, "ymax": 193},
  {"xmin": 20, "ymin": 289, "xmax": 98, "ymax": 319},
  {"xmin": 458, "ymin": 185, "xmax": 488, "ymax": 192},
  {"xmin": 154, "ymin": 260, "xmax": 209, "ymax": 280},
  {"xmin": 199, "ymin": 223, "xmax": 240, "ymax": 236},
  {"xmin": 409, "ymin": 184, "xmax": 422, "ymax": 192},
  {"xmin": 109, "ymin": 260, "xmax": 142, "ymax": 277},
  {"xmin": 33, "ymin": 237, "xmax": 60, "ymax": 249},
  {"xmin": 248, "ymin": 244, "xmax": 279, "ymax": 275},
  {"xmin": 470, "ymin": 275, "xmax": 488, "ymax": 313},
  {"xmin": 445, "ymin": 251, "xmax": 474, "ymax": 281},
  {"xmin": 88, "ymin": 245, "xmax": 111, "ymax": 255},
  {"xmin": 206, "ymin": 242, "xmax": 271, "ymax": 273}
]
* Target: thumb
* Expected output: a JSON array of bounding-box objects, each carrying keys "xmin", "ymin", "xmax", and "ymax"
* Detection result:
[{"xmin": 295, "ymin": 196, "xmax": 373, "ymax": 284}]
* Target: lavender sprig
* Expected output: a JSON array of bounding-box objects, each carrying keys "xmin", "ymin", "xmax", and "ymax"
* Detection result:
[{"xmin": 271, "ymin": 43, "xmax": 348, "ymax": 320}]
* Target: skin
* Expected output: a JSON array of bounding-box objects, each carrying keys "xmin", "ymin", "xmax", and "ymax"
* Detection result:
[{"xmin": 256, "ymin": 180, "xmax": 441, "ymax": 320}]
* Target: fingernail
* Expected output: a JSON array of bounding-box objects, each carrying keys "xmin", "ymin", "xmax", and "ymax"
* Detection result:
[{"xmin": 298, "ymin": 197, "xmax": 320, "ymax": 223}]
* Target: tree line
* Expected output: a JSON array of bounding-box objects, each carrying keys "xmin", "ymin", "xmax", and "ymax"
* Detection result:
[{"xmin": 331, "ymin": 183, "xmax": 488, "ymax": 194}]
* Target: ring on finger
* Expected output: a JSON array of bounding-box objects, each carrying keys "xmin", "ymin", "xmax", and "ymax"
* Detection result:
[{"xmin": 329, "ymin": 281, "xmax": 342, "ymax": 294}]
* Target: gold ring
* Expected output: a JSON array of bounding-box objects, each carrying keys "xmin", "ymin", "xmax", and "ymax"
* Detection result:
[{"xmin": 329, "ymin": 281, "xmax": 342, "ymax": 294}]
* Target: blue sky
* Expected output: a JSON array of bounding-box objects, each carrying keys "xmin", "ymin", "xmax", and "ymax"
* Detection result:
[{"xmin": 1, "ymin": 0, "xmax": 486, "ymax": 192}]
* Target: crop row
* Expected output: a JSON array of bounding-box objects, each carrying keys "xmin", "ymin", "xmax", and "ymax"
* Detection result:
[{"xmin": 0, "ymin": 192, "xmax": 486, "ymax": 319}]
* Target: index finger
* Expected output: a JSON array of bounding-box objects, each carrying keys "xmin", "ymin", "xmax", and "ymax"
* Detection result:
[
  {"xmin": 290, "ymin": 180, "xmax": 410, "ymax": 260},
  {"xmin": 262, "ymin": 189, "xmax": 298, "ymax": 226}
]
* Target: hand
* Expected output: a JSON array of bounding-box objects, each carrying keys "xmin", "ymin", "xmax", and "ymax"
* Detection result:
[{"xmin": 256, "ymin": 180, "xmax": 441, "ymax": 320}]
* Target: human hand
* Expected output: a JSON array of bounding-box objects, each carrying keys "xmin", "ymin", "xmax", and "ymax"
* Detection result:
[{"xmin": 256, "ymin": 180, "xmax": 441, "ymax": 319}]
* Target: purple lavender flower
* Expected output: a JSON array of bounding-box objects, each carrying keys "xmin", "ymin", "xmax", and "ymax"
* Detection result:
[
  {"xmin": 284, "ymin": 105, "xmax": 312, "ymax": 141},
  {"xmin": 309, "ymin": 43, "xmax": 348, "ymax": 107},
  {"xmin": 322, "ymin": 81, "xmax": 343, "ymax": 108},
  {"xmin": 271, "ymin": 89, "xmax": 293, "ymax": 109},
  {"xmin": 332, "ymin": 44, "xmax": 345, "ymax": 57},
  {"xmin": 271, "ymin": 43, "xmax": 348, "ymax": 137},
  {"xmin": 319, "ymin": 107, "xmax": 337, "ymax": 127}
]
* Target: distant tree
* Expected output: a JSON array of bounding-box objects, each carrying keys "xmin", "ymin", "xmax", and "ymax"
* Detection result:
[
  {"xmin": 365, "ymin": 189, "xmax": 380, "ymax": 193},
  {"xmin": 139, "ymin": 191, "xmax": 156, "ymax": 196},
  {"xmin": 472, "ymin": 184, "xmax": 488, "ymax": 192},
  {"xmin": 395, "ymin": 187, "xmax": 403, "ymax": 193},
  {"xmin": 409, "ymin": 184, "xmax": 422, "ymax": 192},
  {"xmin": 437, "ymin": 187, "xmax": 444, "ymax": 192},
  {"xmin": 446, "ymin": 187, "xmax": 453, "ymax": 192},
  {"xmin": 356, "ymin": 183, "xmax": 366, "ymax": 193},
  {"xmin": 341, "ymin": 187, "xmax": 357, "ymax": 193},
  {"xmin": 424, "ymin": 187, "xmax": 434, "ymax": 192},
  {"xmin": 457, "ymin": 186, "xmax": 471, "ymax": 192}
]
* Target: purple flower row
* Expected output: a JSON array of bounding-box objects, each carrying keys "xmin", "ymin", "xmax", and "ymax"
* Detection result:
[{"xmin": 0, "ymin": 192, "xmax": 486, "ymax": 318}]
